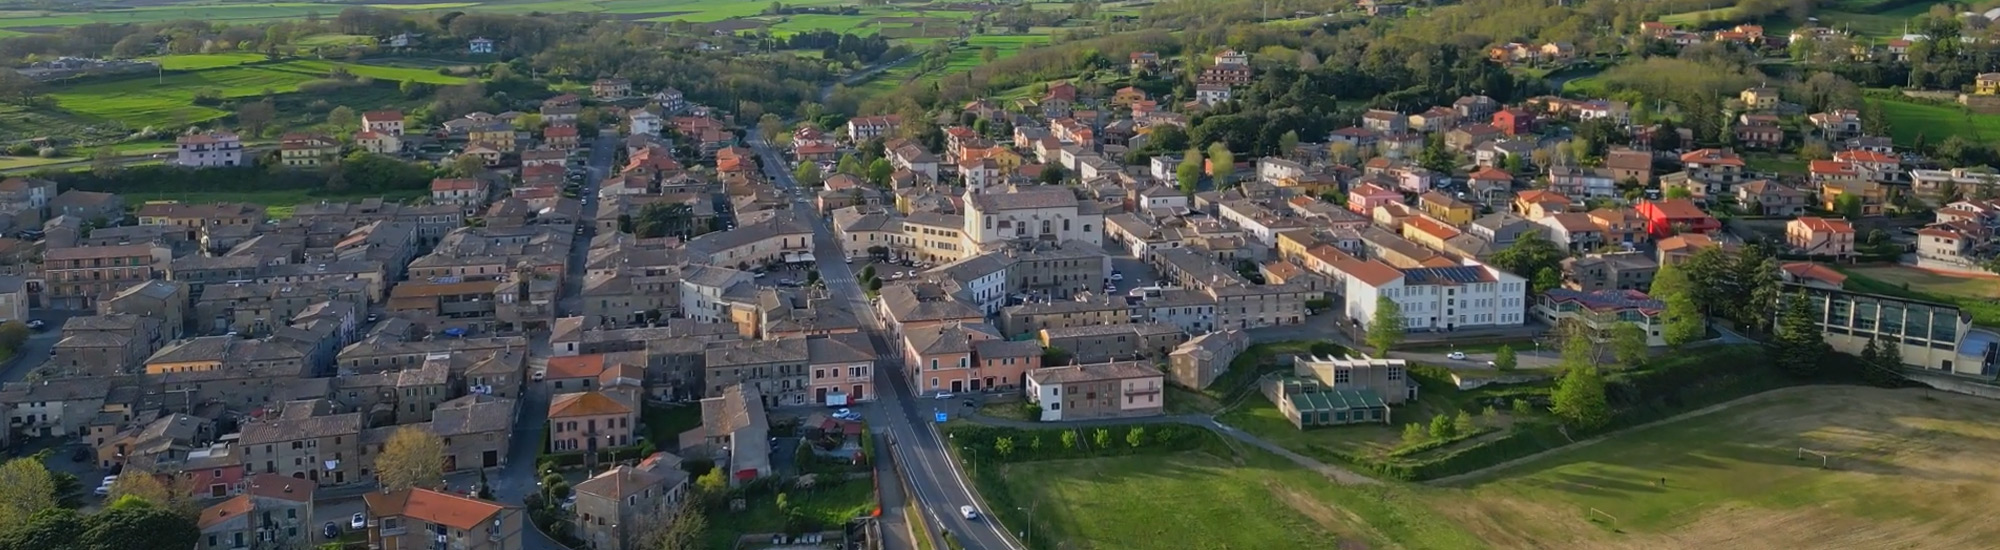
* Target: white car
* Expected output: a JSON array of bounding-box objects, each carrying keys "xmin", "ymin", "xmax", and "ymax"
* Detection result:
[
  {"xmin": 1109, "ymin": 271, "xmax": 1124, "ymax": 281},
  {"xmin": 1447, "ymin": 351, "xmax": 1467, "ymax": 360},
  {"xmin": 350, "ymin": 513, "xmax": 366, "ymax": 530},
  {"xmin": 960, "ymin": 505, "xmax": 980, "ymax": 520},
  {"xmin": 934, "ymin": 392, "xmax": 955, "ymax": 399}
]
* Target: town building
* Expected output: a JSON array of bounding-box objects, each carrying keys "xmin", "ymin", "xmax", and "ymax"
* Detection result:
[{"xmin": 1025, "ymin": 360, "xmax": 1166, "ymax": 421}]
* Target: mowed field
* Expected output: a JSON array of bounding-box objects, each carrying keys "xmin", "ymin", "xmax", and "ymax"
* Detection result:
[
  {"xmin": 1876, "ymin": 97, "xmax": 2000, "ymax": 145},
  {"xmin": 48, "ymin": 58, "xmax": 471, "ymax": 128},
  {"xmin": 1429, "ymin": 386, "xmax": 2000, "ymax": 549},
  {"xmin": 986, "ymin": 448, "xmax": 1483, "ymax": 550}
]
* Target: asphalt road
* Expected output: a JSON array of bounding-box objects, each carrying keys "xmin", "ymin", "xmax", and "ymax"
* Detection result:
[{"xmin": 747, "ymin": 137, "xmax": 1018, "ymax": 550}]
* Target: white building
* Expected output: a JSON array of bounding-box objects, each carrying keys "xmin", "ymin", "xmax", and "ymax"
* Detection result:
[
  {"xmin": 1340, "ymin": 259, "xmax": 1528, "ymax": 331},
  {"xmin": 629, "ymin": 110, "xmax": 664, "ymax": 137},
  {"xmin": 174, "ymin": 131, "xmax": 243, "ymax": 168},
  {"xmin": 678, "ymin": 265, "xmax": 753, "ymax": 324},
  {"xmin": 1195, "ymin": 84, "xmax": 1232, "ymax": 106},
  {"xmin": 963, "ymin": 185, "xmax": 1104, "ymax": 249}
]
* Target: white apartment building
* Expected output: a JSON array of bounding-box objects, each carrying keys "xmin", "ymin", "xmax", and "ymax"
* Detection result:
[
  {"xmin": 1341, "ymin": 259, "xmax": 1528, "ymax": 331},
  {"xmin": 963, "ymin": 185, "xmax": 1103, "ymax": 249},
  {"xmin": 175, "ymin": 131, "xmax": 243, "ymax": 168}
]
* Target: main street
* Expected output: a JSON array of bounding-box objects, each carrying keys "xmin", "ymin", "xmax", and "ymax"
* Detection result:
[{"xmin": 747, "ymin": 137, "xmax": 1021, "ymax": 550}]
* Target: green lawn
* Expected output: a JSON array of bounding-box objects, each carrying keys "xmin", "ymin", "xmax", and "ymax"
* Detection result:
[
  {"xmin": 706, "ymin": 478, "xmax": 877, "ymax": 548},
  {"xmin": 641, "ymin": 403, "xmax": 703, "ymax": 447},
  {"xmin": 1657, "ymin": 6, "xmax": 1742, "ymax": 27},
  {"xmin": 983, "ymin": 449, "xmax": 1482, "ymax": 549},
  {"xmin": 1742, "ymin": 152, "xmax": 1808, "ymax": 175},
  {"xmin": 46, "ymin": 59, "xmax": 471, "ymax": 128},
  {"xmin": 1434, "ymin": 386, "xmax": 2000, "ymax": 547},
  {"xmin": 1876, "ymin": 96, "xmax": 2000, "ymax": 145}
]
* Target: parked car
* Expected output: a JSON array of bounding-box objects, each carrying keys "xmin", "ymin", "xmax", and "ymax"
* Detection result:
[
  {"xmin": 350, "ymin": 513, "xmax": 366, "ymax": 530},
  {"xmin": 1109, "ymin": 271, "xmax": 1124, "ymax": 281},
  {"xmin": 934, "ymin": 392, "xmax": 955, "ymax": 399},
  {"xmin": 322, "ymin": 522, "xmax": 340, "ymax": 540}
]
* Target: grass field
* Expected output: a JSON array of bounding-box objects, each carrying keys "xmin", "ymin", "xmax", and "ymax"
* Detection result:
[
  {"xmin": 706, "ymin": 479, "xmax": 876, "ymax": 549},
  {"xmin": 986, "ymin": 449, "xmax": 1483, "ymax": 549},
  {"xmin": 1431, "ymin": 386, "xmax": 2000, "ymax": 548},
  {"xmin": 1876, "ymin": 97, "xmax": 2000, "ymax": 145},
  {"xmin": 47, "ymin": 58, "xmax": 471, "ymax": 129}
]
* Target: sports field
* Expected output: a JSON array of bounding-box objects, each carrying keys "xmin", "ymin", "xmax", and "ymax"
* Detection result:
[{"xmin": 1432, "ymin": 386, "xmax": 2000, "ymax": 548}]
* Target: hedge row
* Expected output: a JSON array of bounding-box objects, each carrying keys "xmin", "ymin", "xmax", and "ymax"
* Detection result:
[{"xmin": 942, "ymin": 423, "xmax": 1221, "ymax": 464}]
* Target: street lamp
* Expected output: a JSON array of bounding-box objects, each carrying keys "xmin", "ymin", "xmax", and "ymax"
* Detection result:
[{"xmin": 1016, "ymin": 499, "xmax": 1038, "ymax": 547}]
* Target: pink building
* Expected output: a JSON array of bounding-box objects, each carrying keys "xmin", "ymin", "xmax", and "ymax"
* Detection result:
[{"xmin": 1347, "ymin": 182, "xmax": 1402, "ymax": 214}]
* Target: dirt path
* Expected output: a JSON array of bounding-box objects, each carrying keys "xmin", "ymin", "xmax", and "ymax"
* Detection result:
[{"xmin": 1424, "ymin": 386, "xmax": 1832, "ymax": 486}]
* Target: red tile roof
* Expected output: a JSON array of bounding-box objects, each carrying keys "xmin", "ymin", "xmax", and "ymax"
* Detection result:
[{"xmin": 364, "ymin": 489, "xmax": 507, "ymax": 531}]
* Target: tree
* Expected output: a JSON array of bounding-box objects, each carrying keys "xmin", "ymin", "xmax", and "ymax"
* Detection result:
[
  {"xmin": 1512, "ymin": 398, "xmax": 1535, "ymax": 415},
  {"xmin": 1492, "ymin": 345, "xmax": 1517, "ymax": 371},
  {"xmin": 865, "ymin": 158, "xmax": 893, "ymax": 187},
  {"xmin": 1175, "ymin": 148, "xmax": 1203, "ymax": 195},
  {"xmin": 1664, "ymin": 186, "xmax": 1694, "ymax": 200},
  {"xmin": 107, "ymin": 473, "xmax": 196, "ymax": 518},
  {"xmin": 0, "ymin": 457, "xmax": 56, "ymax": 530},
  {"xmin": 376, "ymin": 426, "xmax": 446, "ymax": 492},
  {"xmin": 1877, "ymin": 334, "xmax": 1903, "ymax": 368},
  {"xmin": 1400, "ymin": 423, "xmax": 1427, "ymax": 446},
  {"xmin": 236, "ymin": 99, "xmax": 277, "ymax": 137},
  {"xmin": 1365, "ymin": 296, "xmax": 1405, "ymax": 356},
  {"xmin": 1039, "ymin": 164, "xmax": 1067, "ymax": 185},
  {"xmin": 0, "ymin": 507, "xmax": 84, "ymax": 550},
  {"xmin": 1092, "ymin": 428, "xmax": 1111, "ymax": 448},
  {"xmin": 1060, "ymin": 430, "xmax": 1077, "ymax": 449},
  {"xmin": 633, "ymin": 202, "xmax": 695, "ymax": 239},
  {"xmin": 1126, "ymin": 427, "xmax": 1146, "ymax": 448},
  {"xmin": 1833, "ymin": 193, "xmax": 1863, "ymax": 219},
  {"xmin": 1859, "ymin": 333, "xmax": 1880, "ymax": 366},
  {"xmin": 1611, "ymin": 322, "xmax": 1648, "ymax": 368},
  {"xmin": 1419, "ymin": 133, "xmax": 1456, "ymax": 174},
  {"xmin": 1774, "ymin": 291, "xmax": 1829, "ymax": 377},
  {"xmin": 1549, "ymin": 364, "xmax": 1609, "ymax": 430},
  {"xmin": 1558, "ymin": 325, "xmax": 1596, "ymax": 372},
  {"xmin": 80, "ymin": 498, "xmax": 199, "ymax": 550},
  {"xmin": 327, "ymin": 105, "xmax": 357, "ymax": 130},
  {"xmin": 980, "ymin": 46, "xmax": 998, "ymax": 63},
  {"xmin": 1206, "ymin": 142, "xmax": 1234, "ymax": 184},
  {"xmin": 758, "ymin": 113, "xmax": 786, "ymax": 142},
  {"xmin": 693, "ymin": 467, "xmax": 728, "ymax": 507},
  {"xmin": 1427, "ymin": 413, "xmax": 1456, "ymax": 439},
  {"xmin": 993, "ymin": 437, "xmax": 1015, "ymax": 456},
  {"xmin": 1481, "ymin": 405, "xmax": 1500, "ymax": 425},
  {"xmin": 836, "ymin": 153, "xmax": 863, "ymax": 176},
  {"xmin": 793, "ymin": 161, "xmax": 822, "ymax": 186},
  {"xmin": 1277, "ymin": 130, "xmax": 1300, "ymax": 156},
  {"xmin": 1532, "ymin": 267, "xmax": 1562, "ymax": 294},
  {"xmin": 646, "ymin": 502, "xmax": 708, "ymax": 550},
  {"xmin": 1489, "ymin": 233, "xmax": 1565, "ymax": 289},
  {"xmin": 451, "ymin": 153, "xmax": 486, "ymax": 177},
  {"xmin": 1452, "ymin": 409, "xmax": 1476, "ymax": 435}
]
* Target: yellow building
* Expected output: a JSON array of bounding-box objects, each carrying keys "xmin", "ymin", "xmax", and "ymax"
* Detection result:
[
  {"xmin": 1739, "ymin": 87, "xmax": 1778, "ymax": 110},
  {"xmin": 469, "ymin": 123, "xmax": 517, "ymax": 153},
  {"xmin": 1417, "ymin": 191, "xmax": 1476, "ymax": 226},
  {"xmin": 1399, "ymin": 215, "xmax": 1461, "ymax": 253},
  {"xmin": 1978, "ymin": 73, "xmax": 2000, "ymax": 95}
]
